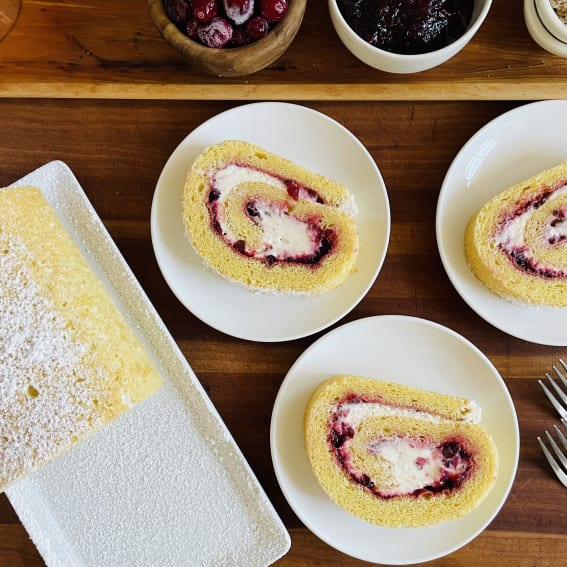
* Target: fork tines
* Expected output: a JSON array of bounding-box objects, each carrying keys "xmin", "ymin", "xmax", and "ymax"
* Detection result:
[
  {"xmin": 538, "ymin": 358, "xmax": 567, "ymax": 420},
  {"xmin": 538, "ymin": 418, "xmax": 567, "ymax": 489}
]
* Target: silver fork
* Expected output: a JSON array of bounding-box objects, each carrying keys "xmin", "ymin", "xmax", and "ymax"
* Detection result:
[
  {"xmin": 538, "ymin": 358, "xmax": 567, "ymax": 420},
  {"xmin": 537, "ymin": 419, "xmax": 567, "ymax": 488},
  {"xmin": 537, "ymin": 358, "xmax": 567, "ymax": 488}
]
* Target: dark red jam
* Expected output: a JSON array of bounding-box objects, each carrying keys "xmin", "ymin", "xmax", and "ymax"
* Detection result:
[
  {"xmin": 508, "ymin": 249, "xmax": 560, "ymax": 279},
  {"xmin": 284, "ymin": 179, "xmax": 324, "ymax": 203},
  {"xmin": 328, "ymin": 393, "xmax": 474, "ymax": 498},
  {"xmin": 498, "ymin": 184, "xmax": 558, "ymax": 225},
  {"xmin": 497, "ymin": 182, "xmax": 567, "ymax": 279},
  {"xmin": 336, "ymin": 0, "xmax": 474, "ymax": 55},
  {"xmin": 549, "ymin": 208, "xmax": 567, "ymax": 245}
]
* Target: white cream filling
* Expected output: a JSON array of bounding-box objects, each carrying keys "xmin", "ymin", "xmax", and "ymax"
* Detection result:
[
  {"xmin": 213, "ymin": 164, "xmax": 287, "ymax": 200},
  {"xmin": 335, "ymin": 400, "xmax": 479, "ymax": 494},
  {"xmin": 251, "ymin": 200, "xmax": 316, "ymax": 258},
  {"xmin": 339, "ymin": 400, "xmax": 480, "ymax": 428},
  {"xmin": 367, "ymin": 437, "xmax": 445, "ymax": 493},
  {"xmin": 339, "ymin": 193, "xmax": 359, "ymax": 217},
  {"xmin": 210, "ymin": 164, "xmax": 355, "ymax": 258}
]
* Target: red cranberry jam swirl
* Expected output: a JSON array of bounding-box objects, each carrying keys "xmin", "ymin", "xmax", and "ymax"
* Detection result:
[
  {"xmin": 495, "ymin": 181, "xmax": 567, "ymax": 279},
  {"xmin": 328, "ymin": 393, "xmax": 475, "ymax": 498},
  {"xmin": 207, "ymin": 162, "xmax": 339, "ymax": 267},
  {"xmin": 337, "ymin": 0, "xmax": 474, "ymax": 55}
]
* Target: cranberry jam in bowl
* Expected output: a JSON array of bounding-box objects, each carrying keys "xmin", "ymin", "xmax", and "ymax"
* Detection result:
[{"xmin": 328, "ymin": 0, "xmax": 492, "ymax": 73}]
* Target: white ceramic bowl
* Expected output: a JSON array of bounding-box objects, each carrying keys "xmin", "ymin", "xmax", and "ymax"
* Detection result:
[
  {"xmin": 525, "ymin": 0, "xmax": 567, "ymax": 57},
  {"xmin": 328, "ymin": 0, "xmax": 492, "ymax": 74}
]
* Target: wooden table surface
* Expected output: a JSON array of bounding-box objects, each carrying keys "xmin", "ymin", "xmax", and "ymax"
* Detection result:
[{"xmin": 1, "ymin": 1, "xmax": 566, "ymax": 566}]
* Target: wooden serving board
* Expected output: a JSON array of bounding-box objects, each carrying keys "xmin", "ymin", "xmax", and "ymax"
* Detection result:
[
  {"xmin": 0, "ymin": 0, "xmax": 19, "ymax": 41},
  {"xmin": 0, "ymin": 0, "xmax": 565, "ymax": 100}
]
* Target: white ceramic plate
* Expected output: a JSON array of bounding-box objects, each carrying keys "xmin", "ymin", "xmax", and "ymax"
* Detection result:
[
  {"xmin": 6, "ymin": 161, "xmax": 290, "ymax": 567},
  {"xmin": 151, "ymin": 102, "xmax": 390, "ymax": 342},
  {"xmin": 436, "ymin": 100, "xmax": 567, "ymax": 346},
  {"xmin": 270, "ymin": 315, "xmax": 519, "ymax": 565}
]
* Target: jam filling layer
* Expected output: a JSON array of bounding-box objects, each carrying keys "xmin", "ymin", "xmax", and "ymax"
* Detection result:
[
  {"xmin": 207, "ymin": 163, "xmax": 340, "ymax": 267},
  {"xmin": 328, "ymin": 393, "xmax": 474, "ymax": 499},
  {"xmin": 495, "ymin": 182, "xmax": 567, "ymax": 279}
]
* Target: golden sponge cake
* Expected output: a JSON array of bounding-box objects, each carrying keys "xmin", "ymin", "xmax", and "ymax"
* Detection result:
[
  {"xmin": 465, "ymin": 161, "xmax": 567, "ymax": 306},
  {"xmin": 182, "ymin": 140, "xmax": 359, "ymax": 295},
  {"xmin": 0, "ymin": 186, "xmax": 162, "ymax": 492},
  {"xmin": 304, "ymin": 375, "xmax": 499, "ymax": 527}
]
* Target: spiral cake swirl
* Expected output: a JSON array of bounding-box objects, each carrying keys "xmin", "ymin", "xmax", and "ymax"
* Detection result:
[
  {"xmin": 304, "ymin": 375, "xmax": 499, "ymax": 528},
  {"xmin": 182, "ymin": 140, "xmax": 359, "ymax": 295},
  {"xmin": 465, "ymin": 161, "xmax": 567, "ymax": 306}
]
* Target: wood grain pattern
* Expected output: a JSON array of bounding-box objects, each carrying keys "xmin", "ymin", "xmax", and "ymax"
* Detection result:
[
  {"xmin": 0, "ymin": 0, "xmax": 566, "ymax": 100},
  {"xmin": 0, "ymin": 0, "xmax": 20, "ymax": 40},
  {"xmin": 0, "ymin": 99, "xmax": 565, "ymax": 566}
]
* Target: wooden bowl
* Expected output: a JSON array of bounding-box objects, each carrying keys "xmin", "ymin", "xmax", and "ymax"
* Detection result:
[{"xmin": 147, "ymin": 0, "xmax": 307, "ymax": 77}]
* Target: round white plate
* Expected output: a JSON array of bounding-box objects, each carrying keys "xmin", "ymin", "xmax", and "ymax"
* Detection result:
[
  {"xmin": 436, "ymin": 100, "xmax": 567, "ymax": 346},
  {"xmin": 150, "ymin": 102, "xmax": 390, "ymax": 342},
  {"xmin": 270, "ymin": 315, "xmax": 519, "ymax": 565}
]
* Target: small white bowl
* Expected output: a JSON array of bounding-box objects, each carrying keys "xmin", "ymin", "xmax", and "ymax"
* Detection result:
[
  {"xmin": 525, "ymin": 0, "xmax": 567, "ymax": 57},
  {"xmin": 328, "ymin": 0, "xmax": 492, "ymax": 74}
]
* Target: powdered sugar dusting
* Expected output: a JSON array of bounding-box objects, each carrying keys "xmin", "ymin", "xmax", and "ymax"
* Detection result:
[
  {"xmin": 5, "ymin": 161, "xmax": 290, "ymax": 566},
  {"xmin": 0, "ymin": 234, "xmax": 104, "ymax": 487}
]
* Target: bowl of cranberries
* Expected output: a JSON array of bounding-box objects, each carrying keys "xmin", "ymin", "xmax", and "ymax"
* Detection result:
[
  {"xmin": 329, "ymin": 0, "xmax": 492, "ymax": 74},
  {"xmin": 148, "ymin": 0, "xmax": 306, "ymax": 76}
]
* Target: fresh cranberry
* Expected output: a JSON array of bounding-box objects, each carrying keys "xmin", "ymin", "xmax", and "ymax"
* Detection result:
[
  {"xmin": 223, "ymin": 0, "xmax": 254, "ymax": 25},
  {"xmin": 230, "ymin": 25, "xmax": 252, "ymax": 46},
  {"xmin": 259, "ymin": 0, "xmax": 288, "ymax": 22},
  {"xmin": 164, "ymin": 0, "xmax": 191, "ymax": 25},
  {"xmin": 245, "ymin": 15, "xmax": 269, "ymax": 39},
  {"xmin": 169, "ymin": 0, "xmax": 286, "ymax": 48},
  {"xmin": 197, "ymin": 16, "xmax": 234, "ymax": 47},
  {"xmin": 185, "ymin": 17, "xmax": 201, "ymax": 40},
  {"xmin": 193, "ymin": 0, "xmax": 219, "ymax": 23}
]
